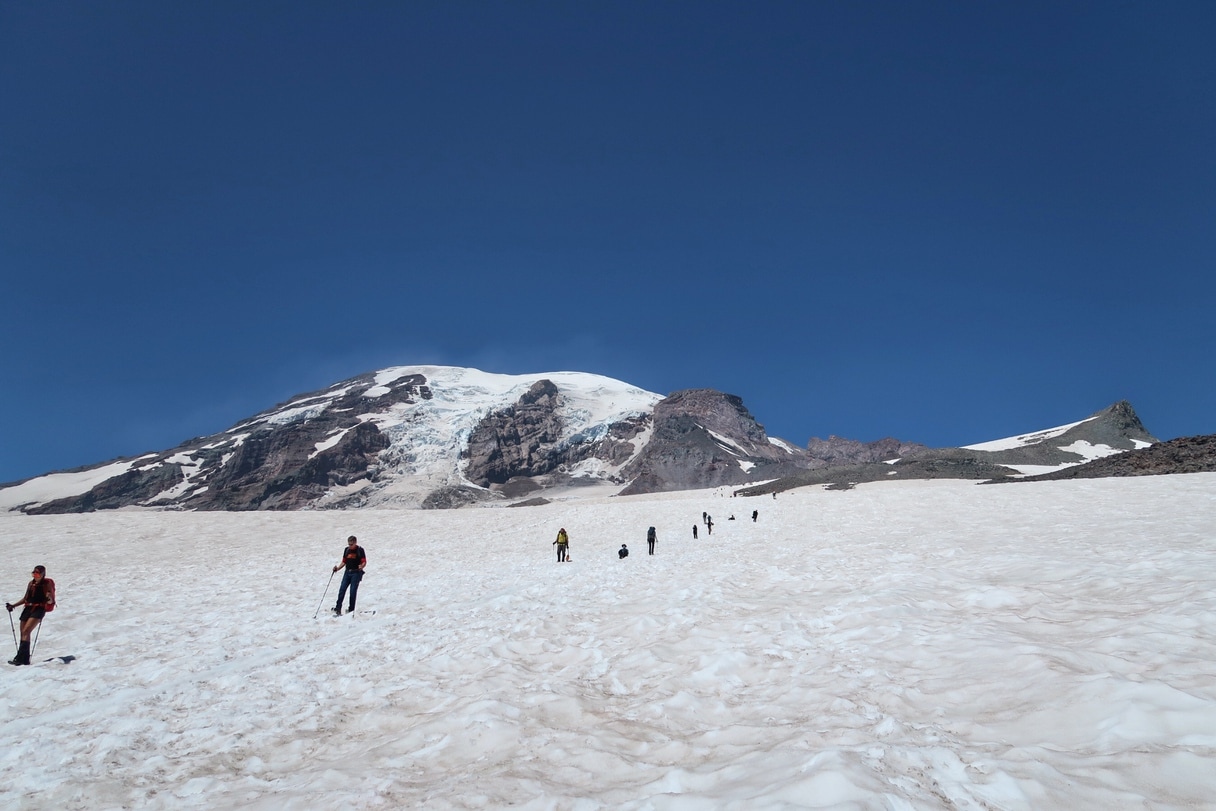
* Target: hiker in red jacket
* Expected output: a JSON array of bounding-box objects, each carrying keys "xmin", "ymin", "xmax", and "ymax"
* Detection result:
[{"xmin": 7, "ymin": 565, "xmax": 55, "ymax": 666}]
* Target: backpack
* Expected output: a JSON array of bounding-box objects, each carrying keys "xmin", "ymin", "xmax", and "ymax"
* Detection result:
[
  {"xmin": 647, "ymin": 527, "xmax": 656, "ymax": 541},
  {"xmin": 42, "ymin": 578, "xmax": 56, "ymax": 612}
]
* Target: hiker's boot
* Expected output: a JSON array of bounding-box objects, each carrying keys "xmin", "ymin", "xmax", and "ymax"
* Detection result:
[
  {"xmin": 333, "ymin": 605, "xmax": 342, "ymax": 616},
  {"xmin": 8, "ymin": 641, "xmax": 30, "ymax": 666}
]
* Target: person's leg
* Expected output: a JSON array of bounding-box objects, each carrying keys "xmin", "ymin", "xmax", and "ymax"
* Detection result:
[
  {"xmin": 11, "ymin": 618, "xmax": 38, "ymax": 664},
  {"xmin": 335, "ymin": 571, "xmax": 351, "ymax": 612},
  {"xmin": 347, "ymin": 571, "xmax": 362, "ymax": 612}
]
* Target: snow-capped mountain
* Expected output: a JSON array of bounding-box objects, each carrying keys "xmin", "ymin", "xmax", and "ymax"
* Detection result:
[
  {"xmin": 1, "ymin": 366, "xmax": 820, "ymax": 513},
  {"xmin": 0, "ymin": 366, "xmax": 1169, "ymax": 514}
]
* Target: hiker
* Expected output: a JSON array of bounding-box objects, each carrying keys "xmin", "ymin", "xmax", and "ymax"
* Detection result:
[
  {"xmin": 7, "ymin": 565, "xmax": 55, "ymax": 666},
  {"xmin": 647, "ymin": 526, "xmax": 657, "ymax": 555},
  {"xmin": 706, "ymin": 515, "xmax": 713, "ymax": 535},
  {"xmin": 752, "ymin": 510, "xmax": 758, "ymax": 522},
  {"xmin": 619, "ymin": 544, "xmax": 629, "ymax": 559},
  {"xmin": 692, "ymin": 524, "xmax": 698, "ymax": 539},
  {"xmin": 702, "ymin": 512, "xmax": 707, "ymax": 525},
  {"xmin": 554, "ymin": 528, "xmax": 570, "ymax": 563},
  {"xmin": 332, "ymin": 536, "xmax": 366, "ymax": 615}
]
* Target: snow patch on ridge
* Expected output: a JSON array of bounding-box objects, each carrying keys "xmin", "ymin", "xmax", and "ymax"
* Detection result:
[
  {"xmin": 963, "ymin": 415, "xmax": 1099, "ymax": 452},
  {"xmin": 0, "ymin": 460, "xmax": 139, "ymax": 512},
  {"xmin": 707, "ymin": 429, "xmax": 748, "ymax": 456},
  {"xmin": 768, "ymin": 437, "xmax": 799, "ymax": 454}
]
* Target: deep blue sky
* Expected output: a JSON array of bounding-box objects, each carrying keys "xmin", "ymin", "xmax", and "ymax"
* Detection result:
[{"xmin": 2, "ymin": 2, "xmax": 1214, "ymax": 483}]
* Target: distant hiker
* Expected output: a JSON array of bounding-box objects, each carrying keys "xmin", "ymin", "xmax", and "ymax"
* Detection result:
[
  {"xmin": 702, "ymin": 512, "xmax": 707, "ymax": 525},
  {"xmin": 332, "ymin": 536, "xmax": 366, "ymax": 615},
  {"xmin": 728, "ymin": 514, "xmax": 735, "ymax": 521},
  {"xmin": 619, "ymin": 544, "xmax": 629, "ymax": 559},
  {"xmin": 647, "ymin": 526, "xmax": 657, "ymax": 555},
  {"xmin": 752, "ymin": 510, "xmax": 758, "ymax": 522},
  {"xmin": 7, "ymin": 565, "xmax": 55, "ymax": 666},
  {"xmin": 772, "ymin": 492, "xmax": 777, "ymax": 499},
  {"xmin": 554, "ymin": 528, "xmax": 570, "ymax": 563},
  {"xmin": 692, "ymin": 524, "xmax": 698, "ymax": 539},
  {"xmin": 706, "ymin": 515, "xmax": 713, "ymax": 535}
]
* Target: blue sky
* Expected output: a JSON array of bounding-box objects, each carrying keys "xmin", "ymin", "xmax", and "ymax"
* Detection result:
[{"xmin": 2, "ymin": 2, "xmax": 1214, "ymax": 484}]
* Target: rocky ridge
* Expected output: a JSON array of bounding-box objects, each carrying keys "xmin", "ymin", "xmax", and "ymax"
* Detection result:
[
  {"xmin": 998, "ymin": 433, "xmax": 1216, "ymax": 482},
  {"xmin": 736, "ymin": 401, "xmax": 1163, "ymax": 495}
]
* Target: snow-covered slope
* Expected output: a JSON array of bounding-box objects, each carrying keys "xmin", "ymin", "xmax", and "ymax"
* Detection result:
[{"xmin": 3, "ymin": 475, "xmax": 1214, "ymax": 808}]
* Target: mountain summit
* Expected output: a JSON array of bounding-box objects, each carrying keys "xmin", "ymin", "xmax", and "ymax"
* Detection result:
[{"xmin": 0, "ymin": 367, "xmax": 1167, "ymax": 514}]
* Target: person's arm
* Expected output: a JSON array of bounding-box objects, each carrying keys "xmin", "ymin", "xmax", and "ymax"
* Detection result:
[{"xmin": 358, "ymin": 549, "xmax": 367, "ymax": 572}]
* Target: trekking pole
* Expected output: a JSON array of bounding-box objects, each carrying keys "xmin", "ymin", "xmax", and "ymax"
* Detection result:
[
  {"xmin": 7, "ymin": 608, "xmax": 15, "ymax": 651},
  {"xmin": 313, "ymin": 570, "xmax": 336, "ymax": 619},
  {"xmin": 31, "ymin": 618, "xmax": 42, "ymax": 656}
]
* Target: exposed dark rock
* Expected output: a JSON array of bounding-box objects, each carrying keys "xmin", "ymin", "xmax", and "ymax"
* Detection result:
[
  {"xmin": 806, "ymin": 436, "xmax": 927, "ymax": 465},
  {"xmin": 463, "ymin": 380, "xmax": 567, "ymax": 486},
  {"xmin": 619, "ymin": 389, "xmax": 813, "ymax": 495},
  {"xmin": 992, "ymin": 434, "xmax": 1216, "ymax": 483},
  {"xmin": 493, "ymin": 477, "xmax": 543, "ymax": 498},
  {"xmin": 507, "ymin": 497, "xmax": 551, "ymax": 508},
  {"xmin": 422, "ymin": 485, "xmax": 492, "ymax": 510},
  {"xmin": 179, "ymin": 420, "xmax": 390, "ymax": 511}
]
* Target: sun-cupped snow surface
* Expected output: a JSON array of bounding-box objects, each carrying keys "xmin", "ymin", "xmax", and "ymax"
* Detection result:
[
  {"xmin": 962, "ymin": 415, "xmax": 1098, "ymax": 452},
  {"xmin": 2, "ymin": 474, "xmax": 1214, "ymax": 809}
]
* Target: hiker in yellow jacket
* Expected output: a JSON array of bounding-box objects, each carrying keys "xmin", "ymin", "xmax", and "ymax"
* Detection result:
[{"xmin": 553, "ymin": 528, "xmax": 570, "ymax": 563}]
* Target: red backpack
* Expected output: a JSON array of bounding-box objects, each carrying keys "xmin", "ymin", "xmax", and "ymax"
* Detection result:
[{"xmin": 43, "ymin": 577, "xmax": 56, "ymax": 612}]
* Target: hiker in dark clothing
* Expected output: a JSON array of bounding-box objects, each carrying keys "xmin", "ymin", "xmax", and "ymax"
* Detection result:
[
  {"xmin": 7, "ymin": 565, "xmax": 55, "ymax": 666},
  {"xmin": 619, "ymin": 544, "xmax": 629, "ymax": 559},
  {"xmin": 332, "ymin": 536, "xmax": 367, "ymax": 615},
  {"xmin": 692, "ymin": 524, "xmax": 698, "ymax": 539},
  {"xmin": 647, "ymin": 526, "xmax": 657, "ymax": 555},
  {"xmin": 752, "ymin": 510, "xmax": 758, "ymax": 522},
  {"xmin": 706, "ymin": 515, "xmax": 713, "ymax": 535},
  {"xmin": 554, "ymin": 528, "xmax": 570, "ymax": 562}
]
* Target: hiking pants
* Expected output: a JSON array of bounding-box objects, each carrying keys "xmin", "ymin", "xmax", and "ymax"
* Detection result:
[
  {"xmin": 336, "ymin": 569, "xmax": 363, "ymax": 611},
  {"xmin": 557, "ymin": 545, "xmax": 567, "ymax": 562}
]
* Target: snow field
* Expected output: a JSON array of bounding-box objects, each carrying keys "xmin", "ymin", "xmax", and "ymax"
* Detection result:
[{"xmin": 1, "ymin": 475, "xmax": 1214, "ymax": 809}]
